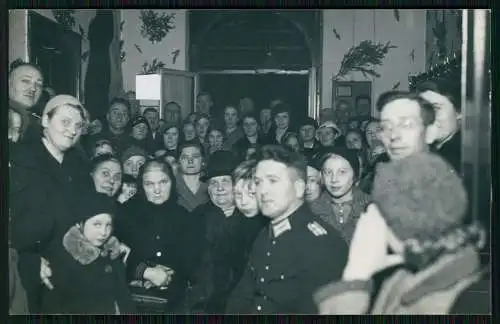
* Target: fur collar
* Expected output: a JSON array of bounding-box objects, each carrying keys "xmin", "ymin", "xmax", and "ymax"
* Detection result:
[{"xmin": 63, "ymin": 226, "xmax": 122, "ymax": 265}]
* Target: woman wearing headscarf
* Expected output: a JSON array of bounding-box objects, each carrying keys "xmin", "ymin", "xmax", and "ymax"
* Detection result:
[
  {"xmin": 114, "ymin": 159, "xmax": 202, "ymax": 313},
  {"xmin": 9, "ymin": 95, "xmax": 94, "ymax": 313},
  {"xmin": 315, "ymin": 152, "xmax": 489, "ymax": 314}
]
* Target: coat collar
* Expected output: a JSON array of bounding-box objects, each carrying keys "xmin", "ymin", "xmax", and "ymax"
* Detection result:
[
  {"xmin": 400, "ymin": 245, "xmax": 481, "ymax": 305},
  {"xmin": 62, "ymin": 226, "xmax": 122, "ymax": 265}
]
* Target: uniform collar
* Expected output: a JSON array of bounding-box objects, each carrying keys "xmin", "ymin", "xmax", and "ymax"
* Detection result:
[{"xmin": 269, "ymin": 202, "xmax": 305, "ymax": 238}]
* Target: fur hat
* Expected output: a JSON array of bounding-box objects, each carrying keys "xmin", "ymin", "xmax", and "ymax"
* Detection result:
[
  {"xmin": 372, "ymin": 152, "xmax": 468, "ymax": 242},
  {"xmin": 318, "ymin": 146, "xmax": 361, "ymax": 178},
  {"xmin": 75, "ymin": 191, "xmax": 116, "ymax": 224},
  {"xmin": 121, "ymin": 145, "xmax": 147, "ymax": 164},
  {"xmin": 204, "ymin": 150, "xmax": 238, "ymax": 181}
]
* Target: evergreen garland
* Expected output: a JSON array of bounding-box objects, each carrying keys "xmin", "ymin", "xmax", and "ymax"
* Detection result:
[
  {"xmin": 139, "ymin": 10, "xmax": 176, "ymax": 44},
  {"xmin": 333, "ymin": 40, "xmax": 396, "ymax": 80}
]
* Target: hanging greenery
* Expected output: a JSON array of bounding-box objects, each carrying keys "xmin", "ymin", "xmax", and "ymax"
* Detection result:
[
  {"xmin": 140, "ymin": 58, "xmax": 165, "ymax": 74},
  {"xmin": 139, "ymin": 10, "xmax": 176, "ymax": 44},
  {"xmin": 333, "ymin": 40, "xmax": 397, "ymax": 80},
  {"xmin": 432, "ymin": 18, "xmax": 448, "ymax": 61},
  {"xmin": 52, "ymin": 9, "xmax": 76, "ymax": 30}
]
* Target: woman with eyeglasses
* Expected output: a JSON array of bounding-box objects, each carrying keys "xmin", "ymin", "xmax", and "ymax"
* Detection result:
[{"xmin": 9, "ymin": 95, "xmax": 95, "ymax": 313}]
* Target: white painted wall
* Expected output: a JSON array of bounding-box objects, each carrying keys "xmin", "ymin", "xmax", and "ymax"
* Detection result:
[
  {"xmin": 120, "ymin": 9, "xmax": 188, "ymax": 92},
  {"xmin": 321, "ymin": 9, "xmax": 427, "ymax": 115},
  {"xmin": 8, "ymin": 10, "xmax": 29, "ymax": 64}
]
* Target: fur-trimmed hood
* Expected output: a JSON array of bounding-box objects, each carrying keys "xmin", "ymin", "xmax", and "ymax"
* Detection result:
[{"xmin": 62, "ymin": 226, "xmax": 122, "ymax": 265}]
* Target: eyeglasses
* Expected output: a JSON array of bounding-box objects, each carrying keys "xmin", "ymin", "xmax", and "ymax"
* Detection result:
[{"xmin": 379, "ymin": 117, "xmax": 421, "ymax": 136}]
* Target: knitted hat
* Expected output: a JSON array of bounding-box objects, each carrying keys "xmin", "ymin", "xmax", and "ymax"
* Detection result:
[
  {"xmin": 318, "ymin": 146, "xmax": 361, "ymax": 178},
  {"xmin": 299, "ymin": 117, "xmax": 319, "ymax": 129},
  {"xmin": 130, "ymin": 116, "xmax": 148, "ymax": 128},
  {"xmin": 372, "ymin": 152, "xmax": 468, "ymax": 242},
  {"xmin": 317, "ymin": 120, "xmax": 342, "ymax": 136},
  {"xmin": 121, "ymin": 145, "xmax": 147, "ymax": 164},
  {"xmin": 204, "ymin": 150, "xmax": 238, "ymax": 181},
  {"xmin": 75, "ymin": 191, "xmax": 116, "ymax": 224},
  {"xmin": 43, "ymin": 95, "xmax": 89, "ymax": 122}
]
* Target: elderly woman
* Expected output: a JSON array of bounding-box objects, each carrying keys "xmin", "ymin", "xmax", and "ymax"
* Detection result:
[
  {"xmin": 115, "ymin": 160, "xmax": 201, "ymax": 313},
  {"xmin": 9, "ymin": 95, "xmax": 94, "ymax": 313},
  {"xmin": 315, "ymin": 152, "xmax": 489, "ymax": 314},
  {"xmin": 90, "ymin": 154, "xmax": 122, "ymax": 198},
  {"xmin": 40, "ymin": 192, "xmax": 135, "ymax": 314},
  {"xmin": 309, "ymin": 147, "xmax": 371, "ymax": 244}
]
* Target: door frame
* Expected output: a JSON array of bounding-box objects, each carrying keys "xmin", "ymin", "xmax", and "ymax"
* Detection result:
[
  {"xmin": 194, "ymin": 68, "xmax": 319, "ymax": 119},
  {"xmin": 27, "ymin": 11, "xmax": 82, "ymax": 99}
]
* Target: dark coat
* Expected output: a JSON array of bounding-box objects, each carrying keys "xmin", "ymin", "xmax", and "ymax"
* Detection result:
[
  {"xmin": 233, "ymin": 136, "xmax": 266, "ymax": 160},
  {"xmin": 9, "ymin": 247, "xmax": 28, "ymax": 314},
  {"xmin": 188, "ymin": 203, "xmax": 267, "ymax": 313},
  {"xmin": 432, "ymin": 131, "xmax": 461, "ymax": 175},
  {"xmin": 309, "ymin": 187, "xmax": 371, "ymax": 244},
  {"xmin": 9, "ymin": 139, "xmax": 94, "ymax": 313},
  {"xmin": 40, "ymin": 227, "xmax": 135, "ymax": 314},
  {"xmin": 226, "ymin": 203, "xmax": 349, "ymax": 314},
  {"xmin": 114, "ymin": 196, "xmax": 202, "ymax": 312}
]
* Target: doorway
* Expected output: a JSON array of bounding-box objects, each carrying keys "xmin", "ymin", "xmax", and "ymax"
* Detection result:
[{"xmin": 199, "ymin": 72, "xmax": 309, "ymax": 121}]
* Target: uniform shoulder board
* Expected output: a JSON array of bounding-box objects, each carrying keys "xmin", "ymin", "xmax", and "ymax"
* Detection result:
[
  {"xmin": 307, "ymin": 221, "xmax": 328, "ymax": 236},
  {"xmin": 31, "ymin": 113, "xmax": 41, "ymax": 120}
]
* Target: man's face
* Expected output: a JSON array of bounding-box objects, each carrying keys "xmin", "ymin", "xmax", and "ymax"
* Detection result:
[
  {"xmin": 275, "ymin": 112, "xmax": 290, "ymax": 130},
  {"xmin": 242, "ymin": 117, "xmax": 259, "ymax": 137},
  {"xmin": 123, "ymin": 155, "xmax": 146, "ymax": 178},
  {"xmin": 197, "ymin": 94, "xmax": 212, "ymax": 115},
  {"xmin": 224, "ymin": 106, "xmax": 239, "ymax": 129},
  {"xmin": 318, "ymin": 127, "xmax": 336, "ymax": 147},
  {"xmin": 107, "ymin": 103, "xmax": 129, "ymax": 130},
  {"xmin": 132, "ymin": 123, "xmax": 149, "ymax": 141},
  {"xmin": 208, "ymin": 175, "xmax": 234, "ymax": 208},
  {"xmin": 365, "ymin": 121, "xmax": 381, "ymax": 147},
  {"xmin": 260, "ymin": 109, "xmax": 272, "ymax": 125},
  {"xmin": 196, "ymin": 117, "xmax": 210, "ymax": 139},
  {"xmin": 144, "ymin": 110, "xmax": 160, "ymax": 132},
  {"xmin": 346, "ymin": 132, "xmax": 363, "ymax": 150},
  {"xmin": 305, "ymin": 166, "xmax": 321, "ymax": 202},
  {"xmin": 9, "ymin": 65, "xmax": 44, "ymax": 109},
  {"xmin": 234, "ymin": 179, "xmax": 259, "ymax": 217},
  {"xmin": 419, "ymin": 90, "xmax": 460, "ymax": 142},
  {"xmin": 8, "ymin": 110, "xmax": 22, "ymax": 143},
  {"xmin": 299, "ymin": 124, "xmax": 316, "ymax": 142},
  {"xmin": 179, "ymin": 146, "xmax": 203, "ymax": 175},
  {"xmin": 163, "ymin": 127, "xmax": 179, "ymax": 150},
  {"xmin": 208, "ymin": 130, "xmax": 224, "ymax": 151},
  {"xmin": 165, "ymin": 104, "xmax": 181, "ymax": 125},
  {"xmin": 379, "ymin": 98, "xmax": 429, "ymax": 161},
  {"xmin": 255, "ymin": 160, "xmax": 304, "ymax": 219}
]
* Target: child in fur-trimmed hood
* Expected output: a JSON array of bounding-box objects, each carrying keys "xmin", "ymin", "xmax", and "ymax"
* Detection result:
[{"xmin": 40, "ymin": 192, "xmax": 135, "ymax": 314}]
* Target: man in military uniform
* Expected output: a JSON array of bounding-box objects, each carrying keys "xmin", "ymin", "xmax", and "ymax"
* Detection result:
[{"xmin": 226, "ymin": 145, "xmax": 349, "ymax": 314}]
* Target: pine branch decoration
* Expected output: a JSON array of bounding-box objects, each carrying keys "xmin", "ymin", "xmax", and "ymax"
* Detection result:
[
  {"xmin": 141, "ymin": 58, "xmax": 166, "ymax": 74},
  {"xmin": 139, "ymin": 10, "xmax": 176, "ymax": 44},
  {"xmin": 52, "ymin": 10, "xmax": 76, "ymax": 30},
  {"xmin": 333, "ymin": 40, "xmax": 397, "ymax": 80}
]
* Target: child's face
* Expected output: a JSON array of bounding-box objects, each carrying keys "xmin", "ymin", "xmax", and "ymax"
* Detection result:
[
  {"xmin": 83, "ymin": 213, "xmax": 113, "ymax": 247},
  {"xmin": 8, "ymin": 111, "xmax": 22, "ymax": 143}
]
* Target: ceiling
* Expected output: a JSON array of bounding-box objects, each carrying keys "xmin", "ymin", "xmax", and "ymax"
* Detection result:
[{"xmin": 189, "ymin": 10, "xmax": 320, "ymax": 71}]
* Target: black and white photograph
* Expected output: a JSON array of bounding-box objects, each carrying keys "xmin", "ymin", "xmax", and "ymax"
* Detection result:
[{"xmin": 7, "ymin": 8, "xmax": 491, "ymax": 315}]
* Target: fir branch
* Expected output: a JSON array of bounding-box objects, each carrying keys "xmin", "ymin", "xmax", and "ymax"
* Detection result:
[
  {"xmin": 333, "ymin": 40, "xmax": 397, "ymax": 80},
  {"xmin": 139, "ymin": 10, "xmax": 176, "ymax": 44},
  {"xmin": 140, "ymin": 58, "xmax": 166, "ymax": 74}
]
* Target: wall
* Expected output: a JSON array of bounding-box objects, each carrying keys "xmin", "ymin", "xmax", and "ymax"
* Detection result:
[
  {"xmin": 8, "ymin": 10, "xmax": 29, "ymax": 64},
  {"xmin": 120, "ymin": 9, "xmax": 188, "ymax": 92},
  {"xmin": 321, "ymin": 9, "xmax": 427, "ymax": 115}
]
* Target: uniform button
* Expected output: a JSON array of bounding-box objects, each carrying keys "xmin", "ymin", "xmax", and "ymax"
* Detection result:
[
  {"xmin": 156, "ymin": 235, "xmax": 160, "ymax": 239},
  {"xmin": 156, "ymin": 251, "xmax": 162, "ymax": 257},
  {"xmin": 272, "ymin": 240, "xmax": 276, "ymax": 245},
  {"xmin": 260, "ymin": 277, "xmax": 265, "ymax": 282},
  {"xmin": 104, "ymin": 265, "xmax": 113, "ymax": 273},
  {"xmin": 280, "ymin": 275, "xmax": 285, "ymax": 280},
  {"xmin": 257, "ymin": 305, "xmax": 262, "ymax": 311},
  {"xmin": 266, "ymin": 252, "xmax": 271, "ymax": 256},
  {"xmin": 265, "ymin": 266, "xmax": 269, "ymax": 270}
]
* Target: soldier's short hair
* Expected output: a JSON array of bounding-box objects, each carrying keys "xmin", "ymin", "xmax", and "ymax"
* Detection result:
[{"xmin": 258, "ymin": 145, "xmax": 307, "ymax": 183}]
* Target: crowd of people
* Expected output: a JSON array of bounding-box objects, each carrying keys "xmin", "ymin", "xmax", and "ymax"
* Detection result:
[{"xmin": 8, "ymin": 59, "xmax": 489, "ymax": 315}]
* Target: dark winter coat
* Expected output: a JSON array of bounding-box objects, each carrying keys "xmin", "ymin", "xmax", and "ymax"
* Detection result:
[
  {"xmin": 9, "ymin": 247, "xmax": 28, "ymax": 314},
  {"xmin": 188, "ymin": 203, "xmax": 267, "ymax": 313},
  {"xmin": 114, "ymin": 196, "xmax": 202, "ymax": 312},
  {"xmin": 226, "ymin": 203, "xmax": 349, "ymax": 314},
  {"xmin": 40, "ymin": 227, "xmax": 135, "ymax": 314},
  {"xmin": 9, "ymin": 139, "xmax": 94, "ymax": 313}
]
